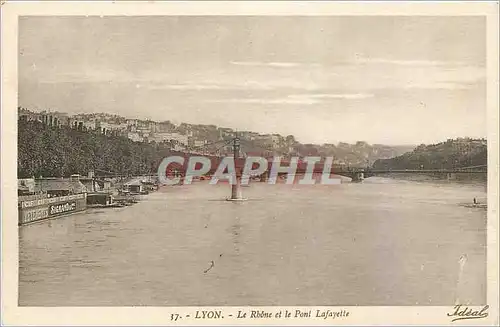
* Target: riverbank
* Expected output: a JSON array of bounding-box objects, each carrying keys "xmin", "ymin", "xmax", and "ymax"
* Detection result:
[{"xmin": 373, "ymin": 173, "xmax": 487, "ymax": 184}]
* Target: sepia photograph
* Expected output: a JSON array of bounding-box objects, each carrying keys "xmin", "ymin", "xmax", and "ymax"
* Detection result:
[{"xmin": 1, "ymin": 1, "xmax": 499, "ymax": 326}]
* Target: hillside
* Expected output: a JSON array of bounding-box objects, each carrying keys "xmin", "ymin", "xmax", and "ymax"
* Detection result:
[
  {"xmin": 372, "ymin": 138, "xmax": 487, "ymax": 170},
  {"xmin": 20, "ymin": 117, "xmax": 485, "ymax": 179},
  {"xmin": 18, "ymin": 120, "xmax": 172, "ymax": 178},
  {"xmin": 18, "ymin": 108, "xmax": 417, "ymax": 174}
]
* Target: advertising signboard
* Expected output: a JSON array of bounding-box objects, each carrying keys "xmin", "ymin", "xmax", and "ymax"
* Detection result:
[{"xmin": 49, "ymin": 202, "xmax": 77, "ymax": 216}]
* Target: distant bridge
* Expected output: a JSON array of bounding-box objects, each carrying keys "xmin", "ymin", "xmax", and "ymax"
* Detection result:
[
  {"xmin": 94, "ymin": 163, "xmax": 487, "ymax": 183},
  {"xmin": 342, "ymin": 165, "xmax": 487, "ymax": 182},
  {"xmin": 92, "ymin": 137, "xmax": 487, "ymax": 183},
  {"xmin": 257, "ymin": 165, "xmax": 487, "ymax": 182},
  {"xmin": 91, "ymin": 134, "xmax": 488, "ymax": 183}
]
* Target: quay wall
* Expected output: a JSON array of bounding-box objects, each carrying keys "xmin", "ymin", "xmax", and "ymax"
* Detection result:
[
  {"xmin": 374, "ymin": 172, "xmax": 487, "ymax": 183},
  {"xmin": 18, "ymin": 193, "xmax": 87, "ymax": 226}
]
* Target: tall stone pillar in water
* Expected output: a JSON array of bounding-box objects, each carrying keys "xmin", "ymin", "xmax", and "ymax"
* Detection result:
[
  {"xmin": 351, "ymin": 172, "xmax": 364, "ymax": 183},
  {"xmin": 231, "ymin": 168, "xmax": 242, "ymax": 200},
  {"xmin": 230, "ymin": 136, "xmax": 243, "ymax": 200},
  {"xmin": 259, "ymin": 170, "xmax": 270, "ymax": 182}
]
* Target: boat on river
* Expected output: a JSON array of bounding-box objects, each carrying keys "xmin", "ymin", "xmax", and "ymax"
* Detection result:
[{"xmin": 462, "ymin": 203, "xmax": 487, "ymax": 209}]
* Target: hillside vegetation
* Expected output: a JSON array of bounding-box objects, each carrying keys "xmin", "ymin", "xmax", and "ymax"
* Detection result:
[
  {"xmin": 18, "ymin": 120, "xmax": 171, "ymax": 178},
  {"xmin": 372, "ymin": 138, "xmax": 487, "ymax": 170},
  {"xmin": 18, "ymin": 119, "xmax": 419, "ymax": 178}
]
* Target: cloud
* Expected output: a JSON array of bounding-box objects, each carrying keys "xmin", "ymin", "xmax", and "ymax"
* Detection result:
[
  {"xmin": 144, "ymin": 81, "xmax": 277, "ymax": 91},
  {"xmin": 206, "ymin": 93, "xmax": 374, "ymax": 105},
  {"xmin": 146, "ymin": 83, "xmax": 224, "ymax": 90},
  {"xmin": 231, "ymin": 61, "xmax": 320, "ymax": 68},
  {"xmin": 206, "ymin": 98, "xmax": 320, "ymax": 105},
  {"xmin": 403, "ymin": 82, "xmax": 481, "ymax": 90},
  {"xmin": 28, "ymin": 55, "xmax": 485, "ymax": 95},
  {"xmin": 351, "ymin": 57, "xmax": 470, "ymax": 67},
  {"xmin": 292, "ymin": 93, "xmax": 375, "ymax": 100}
]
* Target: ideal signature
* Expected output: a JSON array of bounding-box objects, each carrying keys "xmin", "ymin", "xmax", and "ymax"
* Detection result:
[{"xmin": 447, "ymin": 305, "xmax": 489, "ymax": 322}]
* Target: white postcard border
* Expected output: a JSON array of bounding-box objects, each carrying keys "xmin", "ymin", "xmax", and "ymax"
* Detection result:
[{"xmin": 1, "ymin": 1, "xmax": 499, "ymax": 326}]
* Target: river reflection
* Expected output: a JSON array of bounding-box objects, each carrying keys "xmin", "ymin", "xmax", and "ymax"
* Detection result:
[{"xmin": 19, "ymin": 177, "xmax": 487, "ymax": 306}]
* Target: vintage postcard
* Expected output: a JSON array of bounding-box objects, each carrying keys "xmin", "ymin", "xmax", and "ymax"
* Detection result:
[{"xmin": 1, "ymin": 1, "xmax": 499, "ymax": 326}]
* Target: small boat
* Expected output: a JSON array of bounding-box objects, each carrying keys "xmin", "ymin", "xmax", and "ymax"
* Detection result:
[
  {"xmin": 461, "ymin": 201, "xmax": 487, "ymax": 209},
  {"xmin": 463, "ymin": 203, "xmax": 487, "ymax": 209}
]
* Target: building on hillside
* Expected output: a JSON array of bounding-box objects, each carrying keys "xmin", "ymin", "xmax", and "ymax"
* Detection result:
[
  {"xmin": 253, "ymin": 134, "xmax": 276, "ymax": 149},
  {"xmin": 40, "ymin": 112, "xmax": 70, "ymax": 127},
  {"xmin": 255, "ymin": 134, "xmax": 272, "ymax": 141},
  {"xmin": 127, "ymin": 119, "xmax": 138, "ymax": 127},
  {"xmin": 127, "ymin": 119, "xmax": 138, "ymax": 132},
  {"xmin": 127, "ymin": 132, "xmax": 144, "ymax": 142},
  {"xmin": 194, "ymin": 140, "xmax": 207, "ymax": 147},
  {"xmin": 83, "ymin": 120, "xmax": 98, "ymax": 130},
  {"xmin": 471, "ymin": 139, "xmax": 487, "ymax": 146},
  {"xmin": 158, "ymin": 121, "xmax": 176, "ymax": 132},
  {"xmin": 53, "ymin": 112, "xmax": 70, "ymax": 126},
  {"xmin": 172, "ymin": 143, "xmax": 186, "ymax": 151},
  {"xmin": 68, "ymin": 118, "xmax": 93, "ymax": 131},
  {"xmin": 147, "ymin": 120, "xmax": 158, "ymax": 133},
  {"xmin": 19, "ymin": 110, "xmax": 70, "ymax": 127},
  {"xmin": 136, "ymin": 120, "xmax": 151, "ymax": 130},
  {"xmin": 97, "ymin": 121, "xmax": 128, "ymax": 134},
  {"xmin": 18, "ymin": 108, "xmax": 34, "ymax": 121},
  {"xmin": 239, "ymin": 131, "xmax": 259, "ymax": 141},
  {"xmin": 271, "ymin": 134, "xmax": 283, "ymax": 148},
  {"xmin": 152, "ymin": 132, "xmax": 189, "ymax": 145},
  {"xmin": 188, "ymin": 137, "xmax": 208, "ymax": 148},
  {"xmin": 218, "ymin": 127, "xmax": 234, "ymax": 139}
]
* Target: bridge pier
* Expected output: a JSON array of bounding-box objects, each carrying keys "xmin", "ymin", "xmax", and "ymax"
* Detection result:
[
  {"xmin": 351, "ymin": 172, "xmax": 364, "ymax": 183},
  {"xmin": 230, "ymin": 173, "xmax": 243, "ymax": 200},
  {"xmin": 227, "ymin": 137, "xmax": 245, "ymax": 201}
]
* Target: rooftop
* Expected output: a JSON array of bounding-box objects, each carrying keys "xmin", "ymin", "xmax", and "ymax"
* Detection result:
[{"xmin": 34, "ymin": 179, "xmax": 88, "ymax": 193}]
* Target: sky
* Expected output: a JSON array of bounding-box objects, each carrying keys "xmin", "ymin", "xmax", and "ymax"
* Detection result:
[{"xmin": 18, "ymin": 16, "xmax": 486, "ymax": 145}]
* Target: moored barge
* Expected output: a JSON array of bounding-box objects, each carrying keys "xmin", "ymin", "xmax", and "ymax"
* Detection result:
[{"xmin": 18, "ymin": 193, "xmax": 87, "ymax": 226}]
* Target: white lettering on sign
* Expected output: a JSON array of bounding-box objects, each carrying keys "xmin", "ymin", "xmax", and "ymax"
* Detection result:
[
  {"xmin": 22, "ymin": 208, "xmax": 49, "ymax": 223},
  {"xmin": 49, "ymin": 202, "xmax": 77, "ymax": 216},
  {"xmin": 21, "ymin": 194, "xmax": 84, "ymax": 209}
]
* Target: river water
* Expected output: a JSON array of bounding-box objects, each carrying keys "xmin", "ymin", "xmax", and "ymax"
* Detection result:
[{"xmin": 18, "ymin": 177, "xmax": 487, "ymax": 306}]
